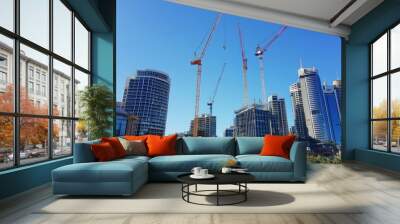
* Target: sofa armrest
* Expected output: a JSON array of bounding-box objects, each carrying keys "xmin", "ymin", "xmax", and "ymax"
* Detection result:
[
  {"xmin": 73, "ymin": 140, "xmax": 100, "ymax": 163},
  {"xmin": 289, "ymin": 141, "xmax": 307, "ymax": 182}
]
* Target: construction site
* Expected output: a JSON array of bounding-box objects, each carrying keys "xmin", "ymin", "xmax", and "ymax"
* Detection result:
[{"xmin": 188, "ymin": 14, "xmax": 289, "ymax": 137}]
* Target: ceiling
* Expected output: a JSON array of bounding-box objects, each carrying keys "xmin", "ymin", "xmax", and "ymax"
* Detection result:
[{"xmin": 169, "ymin": 0, "xmax": 384, "ymax": 38}]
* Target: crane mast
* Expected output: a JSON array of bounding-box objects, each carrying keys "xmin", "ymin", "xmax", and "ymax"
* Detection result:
[
  {"xmin": 191, "ymin": 14, "xmax": 222, "ymax": 137},
  {"xmin": 207, "ymin": 62, "xmax": 227, "ymax": 116},
  {"xmin": 255, "ymin": 25, "xmax": 288, "ymax": 104},
  {"xmin": 238, "ymin": 24, "xmax": 249, "ymax": 107}
]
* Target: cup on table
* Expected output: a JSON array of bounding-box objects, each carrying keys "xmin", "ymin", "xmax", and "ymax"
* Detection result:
[
  {"xmin": 199, "ymin": 169, "xmax": 208, "ymax": 176},
  {"xmin": 221, "ymin": 167, "xmax": 232, "ymax": 174},
  {"xmin": 191, "ymin": 167, "xmax": 202, "ymax": 176}
]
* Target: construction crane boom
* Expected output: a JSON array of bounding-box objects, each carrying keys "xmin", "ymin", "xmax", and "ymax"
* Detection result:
[
  {"xmin": 207, "ymin": 62, "xmax": 226, "ymax": 116},
  {"xmin": 255, "ymin": 25, "xmax": 288, "ymax": 104},
  {"xmin": 238, "ymin": 24, "xmax": 249, "ymax": 107},
  {"xmin": 191, "ymin": 14, "xmax": 222, "ymax": 137}
]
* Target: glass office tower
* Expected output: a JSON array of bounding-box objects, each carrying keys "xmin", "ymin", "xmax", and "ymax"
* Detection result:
[{"xmin": 122, "ymin": 69, "xmax": 170, "ymax": 136}]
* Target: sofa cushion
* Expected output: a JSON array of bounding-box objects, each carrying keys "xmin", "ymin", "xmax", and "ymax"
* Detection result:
[
  {"xmin": 236, "ymin": 137, "xmax": 263, "ymax": 155},
  {"xmin": 101, "ymin": 137, "xmax": 127, "ymax": 158},
  {"xmin": 53, "ymin": 158, "xmax": 147, "ymax": 183},
  {"xmin": 147, "ymin": 134, "xmax": 177, "ymax": 157},
  {"xmin": 149, "ymin": 154, "xmax": 235, "ymax": 172},
  {"xmin": 236, "ymin": 155, "xmax": 293, "ymax": 172},
  {"xmin": 179, "ymin": 137, "xmax": 235, "ymax": 155},
  {"xmin": 124, "ymin": 135, "xmax": 148, "ymax": 141},
  {"xmin": 118, "ymin": 138, "xmax": 147, "ymax": 156},
  {"xmin": 260, "ymin": 135, "xmax": 296, "ymax": 159},
  {"xmin": 91, "ymin": 142, "xmax": 118, "ymax": 161}
]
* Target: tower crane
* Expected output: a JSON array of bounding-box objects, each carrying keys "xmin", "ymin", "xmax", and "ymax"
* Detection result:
[
  {"xmin": 255, "ymin": 25, "xmax": 288, "ymax": 104},
  {"xmin": 207, "ymin": 62, "xmax": 226, "ymax": 116},
  {"xmin": 238, "ymin": 24, "xmax": 249, "ymax": 107},
  {"xmin": 191, "ymin": 14, "xmax": 222, "ymax": 137}
]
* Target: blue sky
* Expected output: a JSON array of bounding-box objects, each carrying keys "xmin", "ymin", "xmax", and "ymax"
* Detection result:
[{"xmin": 117, "ymin": 0, "xmax": 341, "ymax": 136}]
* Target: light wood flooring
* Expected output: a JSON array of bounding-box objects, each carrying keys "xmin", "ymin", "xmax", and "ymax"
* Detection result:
[{"xmin": 1, "ymin": 162, "xmax": 400, "ymax": 224}]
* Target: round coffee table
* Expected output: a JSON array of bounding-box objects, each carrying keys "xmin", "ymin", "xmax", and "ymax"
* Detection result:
[{"xmin": 177, "ymin": 173, "xmax": 255, "ymax": 206}]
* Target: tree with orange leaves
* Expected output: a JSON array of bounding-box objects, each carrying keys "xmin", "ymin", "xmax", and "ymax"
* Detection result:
[{"xmin": 0, "ymin": 84, "xmax": 59, "ymax": 151}]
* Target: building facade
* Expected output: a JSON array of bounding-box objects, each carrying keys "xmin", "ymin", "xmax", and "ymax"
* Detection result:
[
  {"xmin": 234, "ymin": 104, "xmax": 273, "ymax": 137},
  {"xmin": 1, "ymin": 41, "xmax": 74, "ymax": 156},
  {"xmin": 267, "ymin": 95, "xmax": 289, "ymax": 135},
  {"xmin": 323, "ymin": 80, "xmax": 342, "ymax": 145},
  {"xmin": 290, "ymin": 82, "xmax": 308, "ymax": 139},
  {"xmin": 298, "ymin": 67, "xmax": 330, "ymax": 142},
  {"xmin": 224, "ymin": 126, "xmax": 235, "ymax": 137},
  {"xmin": 189, "ymin": 114, "xmax": 216, "ymax": 137},
  {"xmin": 122, "ymin": 69, "xmax": 170, "ymax": 136},
  {"xmin": 116, "ymin": 107, "xmax": 128, "ymax": 136}
]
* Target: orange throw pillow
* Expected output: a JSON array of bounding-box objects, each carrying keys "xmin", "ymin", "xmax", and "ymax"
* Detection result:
[
  {"xmin": 146, "ymin": 134, "xmax": 177, "ymax": 157},
  {"xmin": 101, "ymin": 137, "xmax": 127, "ymax": 158},
  {"xmin": 260, "ymin": 135, "xmax": 296, "ymax": 159},
  {"xmin": 91, "ymin": 142, "xmax": 117, "ymax": 162},
  {"xmin": 124, "ymin": 135, "xmax": 148, "ymax": 141}
]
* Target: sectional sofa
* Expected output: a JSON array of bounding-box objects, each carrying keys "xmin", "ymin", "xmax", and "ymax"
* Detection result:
[{"xmin": 52, "ymin": 137, "xmax": 306, "ymax": 196}]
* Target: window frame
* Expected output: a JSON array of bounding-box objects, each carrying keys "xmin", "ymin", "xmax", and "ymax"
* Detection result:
[
  {"xmin": 0, "ymin": 0, "xmax": 92, "ymax": 171},
  {"xmin": 370, "ymin": 21, "xmax": 400, "ymax": 154}
]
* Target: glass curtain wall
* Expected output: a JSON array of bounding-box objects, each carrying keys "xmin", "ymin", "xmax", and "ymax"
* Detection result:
[
  {"xmin": 0, "ymin": 0, "xmax": 91, "ymax": 170},
  {"xmin": 371, "ymin": 23, "xmax": 400, "ymax": 153}
]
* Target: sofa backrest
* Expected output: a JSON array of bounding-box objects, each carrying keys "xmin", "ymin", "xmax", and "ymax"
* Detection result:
[
  {"xmin": 235, "ymin": 137, "xmax": 263, "ymax": 155},
  {"xmin": 73, "ymin": 139, "xmax": 100, "ymax": 163},
  {"xmin": 178, "ymin": 137, "xmax": 235, "ymax": 155}
]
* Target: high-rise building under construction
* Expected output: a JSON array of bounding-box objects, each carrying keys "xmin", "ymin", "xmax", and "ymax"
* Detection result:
[
  {"xmin": 189, "ymin": 114, "xmax": 216, "ymax": 137},
  {"xmin": 234, "ymin": 104, "xmax": 274, "ymax": 137},
  {"xmin": 267, "ymin": 95, "xmax": 289, "ymax": 135}
]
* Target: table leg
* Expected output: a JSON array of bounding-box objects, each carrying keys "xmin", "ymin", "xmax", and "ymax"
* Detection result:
[
  {"xmin": 245, "ymin": 183, "xmax": 247, "ymax": 201},
  {"xmin": 217, "ymin": 184, "xmax": 219, "ymax": 206},
  {"xmin": 195, "ymin": 184, "xmax": 198, "ymax": 192},
  {"xmin": 187, "ymin": 184, "xmax": 190, "ymax": 202}
]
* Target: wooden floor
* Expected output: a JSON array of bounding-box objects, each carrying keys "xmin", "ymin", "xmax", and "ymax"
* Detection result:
[{"xmin": 1, "ymin": 162, "xmax": 400, "ymax": 224}]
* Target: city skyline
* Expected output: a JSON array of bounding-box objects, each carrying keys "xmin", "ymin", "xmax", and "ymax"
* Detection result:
[{"xmin": 116, "ymin": 0, "xmax": 341, "ymax": 136}]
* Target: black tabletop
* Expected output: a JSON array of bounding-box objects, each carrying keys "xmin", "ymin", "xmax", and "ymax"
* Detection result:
[{"xmin": 177, "ymin": 172, "xmax": 255, "ymax": 185}]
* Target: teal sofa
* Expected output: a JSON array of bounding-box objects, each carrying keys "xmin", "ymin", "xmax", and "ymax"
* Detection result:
[{"xmin": 52, "ymin": 137, "xmax": 306, "ymax": 196}]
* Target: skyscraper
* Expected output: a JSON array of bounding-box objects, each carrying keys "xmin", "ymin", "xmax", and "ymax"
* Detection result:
[
  {"xmin": 323, "ymin": 80, "xmax": 342, "ymax": 144},
  {"xmin": 234, "ymin": 104, "xmax": 273, "ymax": 137},
  {"xmin": 189, "ymin": 114, "xmax": 216, "ymax": 137},
  {"xmin": 122, "ymin": 69, "xmax": 170, "ymax": 136},
  {"xmin": 290, "ymin": 83, "xmax": 308, "ymax": 139},
  {"xmin": 267, "ymin": 95, "xmax": 289, "ymax": 135},
  {"xmin": 298, "ymin": 67, "xmax": 330, "ymax": 142}
]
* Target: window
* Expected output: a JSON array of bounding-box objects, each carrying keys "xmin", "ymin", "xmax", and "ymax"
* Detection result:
[
  {"xmin": 20, "ymin": 0, "xmax": 49, "ymax": 48},
  {"xmin": 53, "ymin": 0, "xmax": 72, "ymax": 60},
  {"xmin": 74, "ymin": 17, "xmax": 90, "ymax": 70},
  {"xmin": 0, "ymin": 71, "xmax": 6, "ymax": 85},
  {"xmin": 370, "ymin": 23, "xmax": 400, "ymax": 153},
  {"xmin": 0, "ymin": 34, "xmax": 13, "ymax": 113},
  {"xmin": 53, "ymin": 119, "xmax": 72, "ymax": 158},
  {"xmin": 53, "ymin": 59, "xmax": 72, "ymax": 117},
  {"xmin": 0, "ymin": 55, "xmax": 7, "ymax": 67},
  {"xmin": 74, "ymin": 69, "xmax": 89, "ymax": 118},
  {"xmin": 28, "ymin": 81, "xmax": 34, "ymax": 93},
  {"xmin": 42, "ymin": 85, "xmax": 46, "ymax": 97},
  {"xmin": 36, "ymin": 84, "xmax": 40, "ymax": 95},
  {"xmin": 0, "ymin": 0, "xmax": 14, "ymax": 32},
  {"xmin": 28, "ymin": 67, "xmax": 34, "ymax": 79},
  {"xmin": 0, "ymin": 0, "xmax": 91, "ymax": 170}
]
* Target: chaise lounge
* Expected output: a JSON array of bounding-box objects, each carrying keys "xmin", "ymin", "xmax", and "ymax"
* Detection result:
[{"xmin": 52, "ymin": 137, "xmax": 306, "ymax": 196}]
